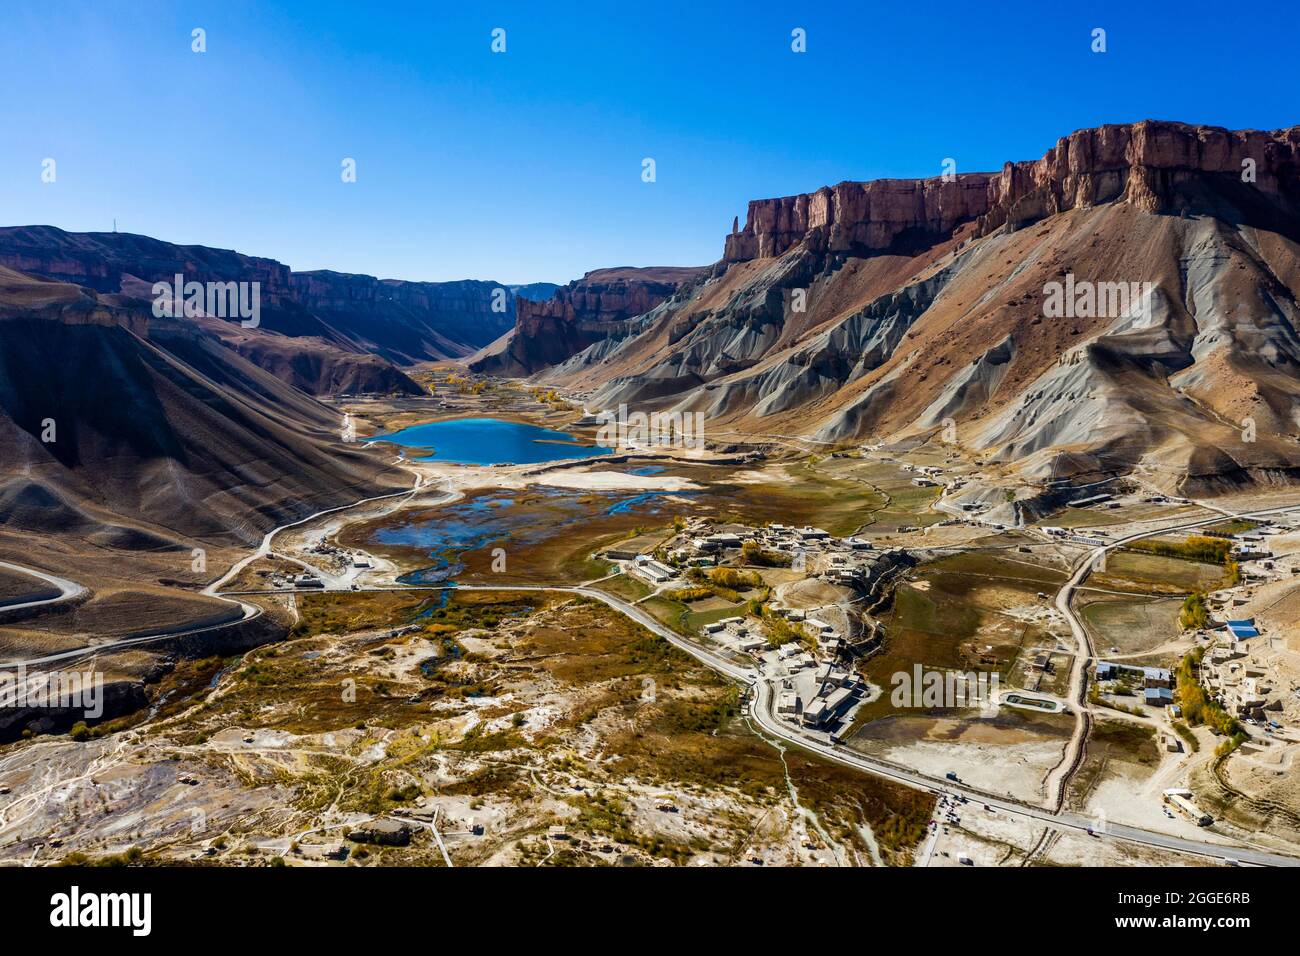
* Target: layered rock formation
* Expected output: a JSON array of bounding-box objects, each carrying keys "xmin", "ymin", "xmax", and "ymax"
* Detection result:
[
  {"xmin": 0, "ymin": 264, "xmax": 412, "ymax": 720},
  {"xmin": 288, "ymin": 271, "xmax": 515, "ymax": 363},
  {"xmin": 724, "ymin": 122, "xmax": 1300, "ymax": 265},
  {"xmin": 546, "ymin": 120, "xmax": 1300, "ymax": 493},
  {"xmin": 470, "ymin": 266, "xmax": 707, "ymax": 376},
  {"xmin": 0, "ymin": 226, "xmax": 537, "ymax": 390},
  {"xmin": 977, "ymin": 121, "xmax": 1300, "ymax": 235},
  {"xmin": 0, "ymin": 225, "xmax": 295, "ymax": 298},
  {"xmin": 0, "ymin": 264, "xmax": 407, "ymax": 540},
  {"xmin": 723, "ymin": 176, "xmax": 995, "ymax": 261}
]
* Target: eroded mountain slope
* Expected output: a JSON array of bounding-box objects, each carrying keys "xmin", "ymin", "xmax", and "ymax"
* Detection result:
[{"xmin": 546, "ymin": 121, "xmax": 1300, "ymax": 491}]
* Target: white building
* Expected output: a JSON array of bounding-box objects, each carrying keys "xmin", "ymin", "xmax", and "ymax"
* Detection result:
[{"xmin": 632, "ymin": 555, "xmax": 676, "ymax": 584}]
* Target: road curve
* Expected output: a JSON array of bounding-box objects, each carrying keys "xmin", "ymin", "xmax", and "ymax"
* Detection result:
[
  {"xmin": 1045, "ymin": 502, "xmax": 1300, "ymax": 813},
  {"xmin": 209, "ymin": 575, "xmax": 1300, "ymax": 865},
  {"xmin": 1, "ymin": 472, "xmax": 445, "ymax": 671},
  {"xmin": 9, "ymin": 481, "xmax": 1297, "ymax": 866},
  {"xmin": 203, "ymin": 472, "xmax": 435, "ymax": 596},
  {"xmin": 451, "ymin": 582, "xmax": 1298, "ymax": 867},
  {"xmin": 0, "ymin": 560, "xmax": 88, "ymax": 614}
]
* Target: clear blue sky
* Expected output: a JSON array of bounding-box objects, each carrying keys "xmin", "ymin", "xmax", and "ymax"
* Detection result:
[{"xmin": 2, "ymin": 0, "xmax": 1296, "ymax": 284}]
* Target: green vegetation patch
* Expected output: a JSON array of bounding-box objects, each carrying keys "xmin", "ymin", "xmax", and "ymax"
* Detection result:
[
  {"xmin": 1092, "ymin": 550, "xmax": 1230, "ymax": 596},
  {"xmin": 853, "ymin": 552, "xmax": 1055, "ymax": 723},
  {"xmin": 1175, "ymin": 647, "xmax": 1240, "ymax": 737},
  {"xmin": 292, "ymin": 590, "xmax": 442, "ymax": 637},
  {"xmin": 1179, "ymin": 591, "xmax": 1210, "ymax": 630}
]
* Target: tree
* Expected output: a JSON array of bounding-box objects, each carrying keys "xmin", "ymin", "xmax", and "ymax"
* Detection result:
[{"xmin": 1179, "ymin": 591, "xmax": 1210, "ymax": 630}]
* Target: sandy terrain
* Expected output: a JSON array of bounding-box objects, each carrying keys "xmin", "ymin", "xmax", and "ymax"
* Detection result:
[{"xmin": 850, "ymin": 713, "xmax": 1072, "ymax": 804}]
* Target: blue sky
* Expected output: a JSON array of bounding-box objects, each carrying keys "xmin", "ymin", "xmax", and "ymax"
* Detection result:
[{"xmin": 2, "ymin": 1, "xmax": 1296, "ymax": 283}]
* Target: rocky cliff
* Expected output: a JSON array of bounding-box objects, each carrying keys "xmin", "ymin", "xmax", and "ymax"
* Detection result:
[
  {"xmin": 0, "ymin": 226, "xmax": 532, "ymax": 385},
  {"xmin": 549, "ymin": 120, "xmax": 1300, "ymax": 493},
  {"xmin": 723, "ymin": 122, "xmax": 1300, "ymax": 267},
  {"xmin": 289, "ymin": 271, "xmax": 515, "ymax": 363},
  {"xmin": 723, "ymin": 175, "xmax": 995, "ymax": 261},
  {"xmin": 471, "ymin": 266, "xmax": 707, "ymax": 376},
  {"xmin": 0, "ymin": 225, "xmax": 295, "ymax": 297}
]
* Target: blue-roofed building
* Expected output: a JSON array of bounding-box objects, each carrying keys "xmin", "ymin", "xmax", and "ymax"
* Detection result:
[
  {"xmin": 1095, "ymin": 661, "xmax": 1118, "ymax": 680},
  {"xmin": 1227, "ymin": 619, "xmax": 1260, "ymax": 640},
  {"xmin": 1145, "ymin": 687, "xmax": 1174, "ymax": 705}
]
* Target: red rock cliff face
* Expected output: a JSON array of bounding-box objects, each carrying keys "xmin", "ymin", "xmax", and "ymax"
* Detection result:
[
  {"xmin": 0, "ymin": 225, "xmax": 296, "ymax": 299},
  {"xmin": 723, "ymin": 175, "xmax": 994, "ymax": 261},
  {"xmin": 724, "ymin": 121, "xmax": 1300, "ymax": 263},
  {"xmin": 0, "ymin": 226, "xmax": 520, "ymax": 363},
  {"xmin": 978, "ymin": 121, "xmax": 1300, "ymax": 232},
  {"xmin": 473, "ymin": 266, "xmax": 706, "ymax": 376}
]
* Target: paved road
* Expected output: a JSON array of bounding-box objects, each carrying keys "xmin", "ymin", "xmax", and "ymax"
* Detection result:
[
  {"xmin": 8, "ymin": 478, "xmax": 1298, "ymax": 866},
  {"xmin": 196, "ymin": 575, "xmax": 1300, "ymax": 866},
  {"xmin": 451, "ymin": 582, "xmax": 1298, "ymax": 866},
  {"xmin": 0, "ymin": 561, "xmax": 87, "ymax": 614},
  {"xmin": 203, "ymin": 472, "xmax": 436, "ymax": 596},
  {"xmin": 743, "ymin": 666, "xmax": 1298, "ymax": 866},
  {"xmin": 1045, "ymin": 501, "xmax": 1300, "ymax": 812},
  {"xmin": 0, "ymin": 473, "xmax": 447, "ymax": 671}
]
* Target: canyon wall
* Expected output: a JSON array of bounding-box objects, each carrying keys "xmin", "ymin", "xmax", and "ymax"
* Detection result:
[
  {"xmin": 471, "ymin": 266, "xmax": 706, "ymax": 376},
  {"xmin": 0, "ymin": 226, "xmax": 526, "ymax": 371},
  {"xmin": 724, "ymin": 121, "xmax": 1300, "ymax": 264}
]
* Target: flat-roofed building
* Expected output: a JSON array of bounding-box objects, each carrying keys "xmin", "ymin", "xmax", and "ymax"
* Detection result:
[
  {"xmin": 1227, "ymin": 620, "xmax": 1260, "ymax": 640},
  {"xmin": 631, "ymin": 557, "xmax": 676, "ymax": 584},
  {"xmin": 801, "ymin": 699, "xmax": 828, "ymax": 727},
  {"xmin": 823, "ymin": 687, "xmax": 855, "ymax": 720}
]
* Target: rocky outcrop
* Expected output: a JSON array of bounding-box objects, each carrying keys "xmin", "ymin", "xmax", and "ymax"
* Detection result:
[
  {"xmin": 724, "ymin": 121, "xmax": 1300, "ymax": 265},
  {"xmin": 471, "ymin": 266, "xmax": 706, "ymax": 376},
  {"xmin": 724, "ymin": 176, "xmax": 994, "ymax": 262},
  {"xmin": 347, "ymin": 819, "xmax": 413, "ymax": 846},
  {"xmin": 552, "ymin": 120, "xmax": 1300, "ymax": 491},
  {"xmin": 977, "ymin": 121, "xmax": 1300, "ymax": 235},
  {"xmin": 0, "ymin": 678, "xmax": 148, "ymax": 743},
  {"xmin": 0, "ymin": 225, "xmax": 533, "ymax": 379}
]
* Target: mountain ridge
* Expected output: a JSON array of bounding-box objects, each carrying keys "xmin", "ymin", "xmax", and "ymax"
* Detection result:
[
  {"xmin": 0, "ymin": 225, "xmax": 555, "ymax": 393},
  {"xmin": 538, "ymin": 120, "xmax": 1300, "ymax": 493}
]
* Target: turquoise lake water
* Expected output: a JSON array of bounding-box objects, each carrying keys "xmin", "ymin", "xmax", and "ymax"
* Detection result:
[{"xmin": 370, "ymin": 417, "xmax": 611, "ymax": 465}]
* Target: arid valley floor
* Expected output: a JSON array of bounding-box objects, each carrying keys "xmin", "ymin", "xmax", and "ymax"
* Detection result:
[{"xmin": 5, "ymin": 369, "xmax": 1300, "ymax": 868}]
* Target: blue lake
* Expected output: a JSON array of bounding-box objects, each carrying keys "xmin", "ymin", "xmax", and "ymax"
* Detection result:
[
  {"xmin": 371, "ymin": 417, "xmax": 611, "ymax": 465},
  {"xmin": 378, "ymin": 487, "xmax": 695, "ymax": 585}
]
